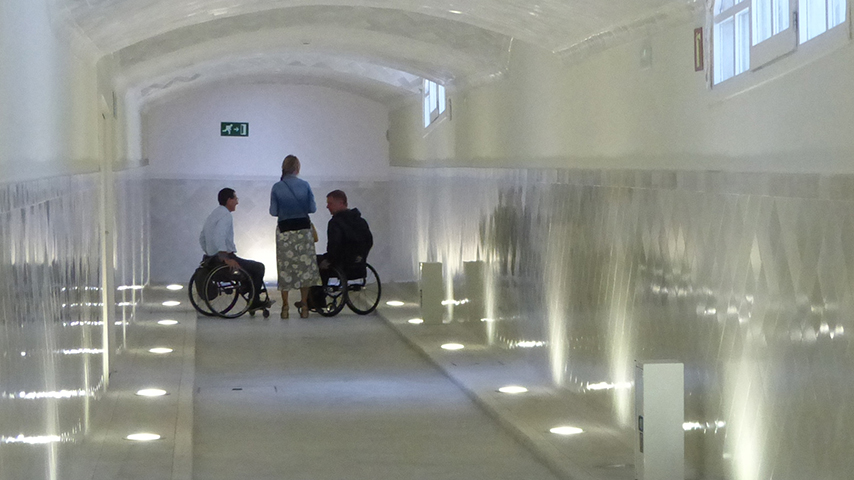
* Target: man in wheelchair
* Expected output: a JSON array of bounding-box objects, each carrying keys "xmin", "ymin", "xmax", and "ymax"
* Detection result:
[
  {"xmin": 199, "ymin": 188, "xmax": 272, "ymax": 312},
  {"xmin": 311, "ymin": 190, "xmax": 373, "ymax": 306}
]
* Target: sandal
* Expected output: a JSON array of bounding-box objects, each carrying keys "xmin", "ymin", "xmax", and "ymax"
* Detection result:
[
  {"xmin": 280, "ymin": 303, "xmax": 289, "ymax": 319},
  {"xmin": 295, "ymin": 301, "xmax": 310, "ymax": 318}
]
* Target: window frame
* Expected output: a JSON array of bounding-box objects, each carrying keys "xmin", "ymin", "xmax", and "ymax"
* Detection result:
[
  {"xmin": 799, "ymin": 0, "xmax": 849, "ymax": 43},
  {"xmin": 711, "ymin": 0, "xmax": 849, "ymax": 87},
  {"xmin": 750, "ymin": 0, "xmax": 797, "ymax": 70},
  {"xmin": 713, "ymin": 0, "xmax": 752, "ymax": 85},
  {"xmin": 423, "ymin": 79, "xmax": 447, "ymax": 129}
]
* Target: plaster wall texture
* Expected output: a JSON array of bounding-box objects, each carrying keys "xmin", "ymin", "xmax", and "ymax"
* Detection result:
[
  {"xmin": 0, "ymin": 0, "xmax": 113, "ymax": 182},
  {"xmin": 142, "ymin": 83, "xmax": 390, "ymax": 181},
  {"xmin": 390, "ymin": 22, "xmax": 854, "ymax": 173}
]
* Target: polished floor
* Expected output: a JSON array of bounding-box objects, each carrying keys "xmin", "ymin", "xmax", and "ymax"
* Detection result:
[{"xmin": 191, "ymin": 307, "xmax": 561, "ymax": 480}]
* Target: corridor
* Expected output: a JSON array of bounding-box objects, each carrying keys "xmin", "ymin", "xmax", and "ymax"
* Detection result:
[
  {"xmin": 191, "ymin": 308, "xmax": 561, "ymax": 479},
  {"xmin": 5, "ymin": 0, "xmax": 854, "ymax": 478}
]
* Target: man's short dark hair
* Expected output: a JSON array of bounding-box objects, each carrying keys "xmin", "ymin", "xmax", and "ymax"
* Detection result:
[
  {"xmin": 218, "ymin": 188, "xmax": 236, "ymax": 206},
  {"xmin": 326, "ymin": 190, "xmax": 347, "ymax": 206}
]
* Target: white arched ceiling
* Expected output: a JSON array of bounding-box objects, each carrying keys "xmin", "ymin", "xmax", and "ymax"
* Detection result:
[
  {"xmin": 53, "ymin": 0, "xmax": 699, "ymax": 106},
  {"xmin": 136, "ymin": 55, "xmax": 424, "ymax": 107},
  {"xmin": 58, "ymin": 0, "xmax": 698, "ymax": 54},
  {"xmin": 118, "ymin": 7, "xmax": 513, "ymax": 105}
]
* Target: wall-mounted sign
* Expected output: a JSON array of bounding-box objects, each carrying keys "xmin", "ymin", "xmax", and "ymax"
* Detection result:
[
  {"xmin": 221, "ymin": 122, "xmax": 249, "ymax": 137},
  {"xmin": 694, "ymin": 28, "xmax": 704, "ymax": 72}
]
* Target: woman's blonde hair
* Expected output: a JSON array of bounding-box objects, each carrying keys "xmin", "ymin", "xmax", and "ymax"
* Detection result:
[{"xmin": 281, "ymin": 155, "xmax": 300, "ymax": 176}]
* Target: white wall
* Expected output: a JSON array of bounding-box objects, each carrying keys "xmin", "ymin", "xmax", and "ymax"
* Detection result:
[
  {"xmin": 390, "ymin": 14, "xmax": 854, "ymax": 173},
  {"xmin": 383, "ymin": 14, "xmax": 854, "ymax": 480},
  {"xmin": 142, "ymin": 84, "xmax": 392, "ymax": 284},
  {"xmin": 0, "ymin": 0, "xmax": 106, "ymax": 181},
  {"xmin": 0, "ymin": 4, "xmax": 133, "ymax": 479},
  {"xmin": 143, "ymin": 84, "xmax": 390, "ymax": 181}
]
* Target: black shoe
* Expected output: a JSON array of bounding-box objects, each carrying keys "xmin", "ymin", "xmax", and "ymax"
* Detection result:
[{"xmin": 249, "ymin": 299, "xmax": 273, "ymax": 311}]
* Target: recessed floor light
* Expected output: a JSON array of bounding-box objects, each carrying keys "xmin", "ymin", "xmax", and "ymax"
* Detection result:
[
  {"xmin": 2, "ymin": 434, "xmax": 61, "ymax": 444},
  {"xmin": 386, "ymin": 301, "xmax": 404, "ymax": 307},
  {"xmin": 117, "ymin": 285, "xmax": 144, "ymax": 291},
  {"xmin": 136, "ymin": 389, "xmax": 168, "ymax": 397},
  {"xmin": 441, "ymin": 343, "xmax": 465, "ymax": 350},
  {"xmin": 149, "ymin": 348, "xmax": 173, "ymax": 354},
  {"xmin": 157, "ymin": 319, "xmax": 179, "ymax": 326},
  {"xmin": 498, "ymin": 386, "xmax": 528, "ymax": 394},
  {"xmin": 162, "ymin": 301, "xmax": 180, "ymax": 307},
  {"xmin": 166, "ymin": 284, "xmax": 183, "ymax": 291},
  {"xmin": 408, "ymin": 318, "xmax": 424, "ymax": 324},
  {"xmin": 126, "ymin": 433, "xmax": 161, "ymax": 441},
  {"xmin": 550, "ymin": 426, "xmax": 583, "ymax": 435}
]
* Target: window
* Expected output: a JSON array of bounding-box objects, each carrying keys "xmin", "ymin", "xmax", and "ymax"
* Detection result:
[
  {"xmin": 713, "ymin": 0, "xmax": 847, "ymax": 84},
  {"xmin": 753, "ymin": 0, "xmax": 790, "ymax": 45},
  {"xmin": 800, "ymin": 0, "xmax": 847, "ymax": 42},
  {"xmin": 714, "ymin": 0, "xmax": 751, "ymax": 84},
  {"xmin": 423, "ymin": 79, "xmax": 446, "ymax": 128}
]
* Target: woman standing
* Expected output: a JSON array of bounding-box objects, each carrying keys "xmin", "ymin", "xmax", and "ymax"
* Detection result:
[{"xmin": 270, "ymin": 155, "xmax": 321, "ymax": 318}]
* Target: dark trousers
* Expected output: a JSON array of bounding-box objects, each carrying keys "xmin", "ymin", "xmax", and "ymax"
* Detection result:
[
  {"xmin": 317, "ymin": 254, "xmax": 332, "ymax": 285},
  {"xmin": 233, "ymin": 255, "xmax": 265, "ymax": 301}
]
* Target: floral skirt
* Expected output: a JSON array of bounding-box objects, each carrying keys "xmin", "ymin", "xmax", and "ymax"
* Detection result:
[{"xmin": 275, "ymin": 228, "xmax": 321, "ymax": 290}]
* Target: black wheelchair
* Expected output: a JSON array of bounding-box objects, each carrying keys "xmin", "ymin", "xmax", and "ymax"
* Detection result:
[
  {"xmin": 311, "ymin": 262, "xmax": 381, "ymax": 317},
  {"xmin": 188, "ymin": 258, "xmax": 271, "ymax": 318}
]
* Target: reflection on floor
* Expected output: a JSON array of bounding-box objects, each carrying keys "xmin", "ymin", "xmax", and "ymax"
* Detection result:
[
  {"xmin": 378, "ymin": 283, "xmax": 636, "ymax": 480},
  {"xmin": 191, "ymin": 299, "xmax": 561, "ymax": 480},
  {"xmin": 88, "ymin": 283, "xmax": 641, "ymax": 480}
]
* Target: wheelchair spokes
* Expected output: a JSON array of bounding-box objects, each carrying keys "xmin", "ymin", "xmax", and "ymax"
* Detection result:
[
  {"xmin": 205, "ymin": 268, "xmax": 254, "ymax": 318},
  {"xmin": 312, "ymin": 263, "xmax": 381, "ymax": 316},
  {"xmin": 188, "ymin": 270, "xmax": 216, "ymax": 316},
  {"xmin": 315, "ymin": 278, "xmax": 346, "ymax": 317},
  {"xmin": 344, "ymin": 263, "xmax": 381, "ymax": 315},
  {"xmin": 189, "ymin": 263, "xmax": 258, "ymax": 319}
]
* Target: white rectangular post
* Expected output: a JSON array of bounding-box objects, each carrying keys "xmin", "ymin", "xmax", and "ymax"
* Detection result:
[
  {"xmin": 420, "ymin": 262, "xmax": 443, "ymax": 325},
  {"xmin": 635, "ymin": 362, "xmax": 684, "ymax": 480},
  {"xmin": 463, "ymin": 261, "xmax": 485, "ymax": 323}
]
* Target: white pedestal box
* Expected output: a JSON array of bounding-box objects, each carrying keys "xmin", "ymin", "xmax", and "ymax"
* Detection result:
[
  {"xmin": 463, "ymin": 261, "xmax": 485, "ymax": 322},
  {"xmin": 635, "ymin": 361, "xmax": 684, "ymax": 480},
  {"xmin": 419, "ymin": 262, "xmax": 443, "ymax": 325}
]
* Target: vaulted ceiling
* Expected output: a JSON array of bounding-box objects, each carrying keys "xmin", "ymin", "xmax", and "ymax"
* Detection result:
[{"xmin": 52, "ymin": 0, "xmax": 699, "ymax": 105}]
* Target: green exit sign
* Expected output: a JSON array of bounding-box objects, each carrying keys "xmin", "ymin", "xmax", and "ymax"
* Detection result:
[{"xmin": 221, "ymin": 122, "xmax": 249, "ymax": 137}]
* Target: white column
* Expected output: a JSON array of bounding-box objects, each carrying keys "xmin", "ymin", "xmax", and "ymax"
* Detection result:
[{"xmin": 635, "ymin": 361, "xmax": 684, "ymax": 480}]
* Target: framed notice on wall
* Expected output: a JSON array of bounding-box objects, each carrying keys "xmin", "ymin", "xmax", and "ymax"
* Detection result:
[
  {"xmin": 221, "ymin": 122, "xmax": 249, "ymax": 137},
  {"xmin": 694, "ymin": 28, "xmax": 704, "ymax": 72}
]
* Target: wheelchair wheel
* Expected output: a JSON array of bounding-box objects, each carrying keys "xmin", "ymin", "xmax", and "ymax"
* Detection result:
[
  {"xmin": 316, "ymin": 268, "xmax": 347, "ymax": 317},
  {"xmin": 248, "ymin": 284, "xmax": 271, "ymax": 318},
  {"xmin": 188, "ymin": 270, "xmax": 216, "ymax": 316},
  {"xmin": 345, "ymin": 263, "xmax": 381, "ymax": 315},
  {"xmin": 203, "ymin": 265, "xmax": 255, "ymax": 319}
]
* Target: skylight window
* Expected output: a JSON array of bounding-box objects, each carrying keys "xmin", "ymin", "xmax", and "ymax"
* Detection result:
[{"xmin": 423, "ymin": 79, "xmax": 446, "ymax": 128}]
